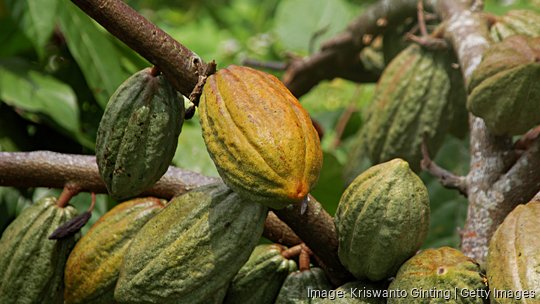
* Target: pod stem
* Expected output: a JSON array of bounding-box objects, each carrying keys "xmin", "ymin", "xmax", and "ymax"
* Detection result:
[
  {"xmin": 57, "ymin": 182, "xmax": 82, "ymax": 208},
  {"xmin": 299, "ymin": 244, "xmax": 311, "ymax": 271},
  {"xmin": 281, "ymin": 244, "xmax": 303, "ymax": 259}
]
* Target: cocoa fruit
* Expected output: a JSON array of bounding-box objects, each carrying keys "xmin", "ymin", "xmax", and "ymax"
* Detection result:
[
  {"xmin": 468, "ymin": 35, "xmax": 540, "ymax": 135},
  {"xmin": 487, "ymin": 200, "xmax": 540, "ymax": 303},
  {"xmin": 0, "ymin": 197, "xmax": 78, "ymax": 304},
  {"xmin": 275, "ymin": 267, "xmax": 332, "ymax": 304},
  {"xmin": 490, "ymin": 10, "xmax": 540, "ymax": 42},
  {"xmin": 199, "ymin": 65, "xmax": 323, "ymax": 209},
  {"xmin": 64, "ymin": 197, "xmax": 165, "ymax": 304},
  {"xmin": 114, "ymin": 182, "xmax": 268, "ymax": 303},
  {"xmin": 96, "ymin": 68, "xmax": 184, "ymax": 200},
  {"xmin": 335, "ymin": 159, "xmax": 430, "ymax": 281}
]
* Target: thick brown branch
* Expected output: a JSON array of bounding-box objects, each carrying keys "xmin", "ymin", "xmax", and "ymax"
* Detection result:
[
  {"xmin": 421, "ymin": 140, "xmax": 467, "ymax": 196},
  {"xmin": 282, "ymin": 0, "xmax": 419, "ymax": 97},
  {"xmin": 263, "ymin": 211, "xmax": 302, "ymax": 247},
  {"xmin": 274, "ymin": 195, "xmax": 354, "ymax": 286},
  {"xmin": 70, "ymin": 0, "xmax": 207, "ymax": 97},
  {"xmin": 0, "ymin": 151, "xmax": 217, "ymax": 199}
]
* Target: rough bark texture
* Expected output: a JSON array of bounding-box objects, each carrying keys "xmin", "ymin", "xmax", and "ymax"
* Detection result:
[
  {"xmin": 274, "ymin": 195, "xmax": 354, "ymax": 286},
  {"xmin": 432, "ymin": 0, "xmax": 540, "ymax": 262},
  {"xmin": 70, "ymin": 0, "xmax": 206, "ymax": 97}
]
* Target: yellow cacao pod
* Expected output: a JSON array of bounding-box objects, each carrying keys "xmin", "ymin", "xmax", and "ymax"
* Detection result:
[{"xmin": 199, "ymin": 65, "xmax": 323, "ymax": 209}]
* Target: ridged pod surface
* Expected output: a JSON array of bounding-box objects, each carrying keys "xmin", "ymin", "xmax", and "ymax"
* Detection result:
[
  {"xmin": 487, "ymin": 201, "xmax": 540, "ymax": 303},
  {"xmin": 114, "ymin": 183, "xmax": 268, "ymax": 303},
  {"xmin": 64, "ymin": 197, "xmax": 165, "ymax": 304},
  {"xmin": 199, "ymin": 65, "xmax": 323, "ymax": 209},
  {"xmin": 468, "ymin": 35, "xmax": 540, "ymax": 135},
  {"xmin": 490, "ymin": 10, "xmax": 540, "ymax": 42},
  {"xmin": 388, "ymin": 247, "xmax": 487, "ymax": 304},
  {"xmin": 335, "ymin": 159, "xmax": 430, "ymax": 281},
  {"xmin": 275, "ymin": 267, "xmax": 332, "ymax": 304},
  {"xmin": 224, "ymin": 244, "xmax": 297, "ymax": 304},
  {"xmin": 96, "ymin": 68, "xmax": 184, "ymax": 200},
  {"xmin": 357, "ymin": 44, "xmax": 463, "ymax": 172},
  {"xmin": 0, "ymin": 197, "xmax": 78, "ymax": 304},
  {"xmin": 313, "ymin": 281, "xmax": 386, "ymax": 304}
]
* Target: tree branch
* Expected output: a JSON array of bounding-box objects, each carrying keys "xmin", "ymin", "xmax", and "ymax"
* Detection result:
[
  {"xmin": 274, "ymin": 195, "xmax": 354, "ymax": 286},
  {"xmin": 69, "ymin": 0, "xmax": 208, "ymax": 97},
  {"xmin": 421, "ymin": 140, "xmax": 468, "ymax": 196},
  {"xmin": 0, "ymin": 151, "xmax": 345, "ymax": 284},
  {"xmin": 430, "ymin": 0, "xmax": 540, "ymax": 262},
  {"xmin": 283, "ymin": 0, "xmax": 419, "ymax": 97}
]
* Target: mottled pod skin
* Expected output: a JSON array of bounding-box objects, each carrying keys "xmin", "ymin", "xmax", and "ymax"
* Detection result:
[
  {"xmin": 335, "ymin": 159, "xmax": 430, "ymax": 281},
  {"xmin": 490, "ymin": 10, "xmax": 540, "ymax": 42},
  {"xmin": 96, "ymin": 68, "xmax": 184, "ymax": 200},
  {"xmin": 199, "ymin": 65, "xmax": 323, "ymax": 209},
  {"xmin": 114, "ymin": 182, "xmax": 268, "ymax": 304},
  {"xmin": 313, "ymin": 281, "xmax": 386, "ymax": 304},
  {"xmin": 359, "ymin": 44, "xmax": 463, "ymax": 172},
  {"xmin": 275, "ymin": 267, "xmax": 332, "ymax": 304},
  {"xmin": 0, "ymin": 197, "xmax": 78, "ymax": 304},
  {"xmin": 468, "ymin": 35, "xmax": 540, "ymax": 136},
  {"xmin": 224, "ymin": 244, "xmax": 297, "ymax": 304},
  {"xmin": 64, "ymin": 197, "xmax": 165, "ymax": 304},
  {"xmin": 487, "ymin": 201, "xmax": 540, "ymax": 303},
  {"xmin": 388, "ymin": 247, "xmax": 487, "ymax": 304}
]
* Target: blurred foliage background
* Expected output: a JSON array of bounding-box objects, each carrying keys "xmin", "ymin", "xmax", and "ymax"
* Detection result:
[{"xmin": 0, "ymin": 0, "xmax": 538, "ymax": 244}]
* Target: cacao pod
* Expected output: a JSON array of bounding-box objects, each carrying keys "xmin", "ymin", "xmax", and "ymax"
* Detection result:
[
  {"xmin": 114, "ymin": 182, "xmax": 268, "ymax": 303},
  {"xmin": 275, "ymin": 267, "xmax": 332, "ymax": 304},
  {"xmin": 490, "ymin": 10, "xmax": 540, "ymax": 42},
  {"xmin": 335, "ymin": 159, "xmax": 430, "ymax": 281},
  {"xmin": 96, "ymin": 68, "xmax": 184, "ymax": 200},
  {"xmin": 64, "ymin": 197, "xmax": 165, "ymax": 304},
  {"xmin": 468, "ymin": 35, "xmax": 540, "ymax": 135},
  {"xmin": 388, "ymin": 247, "xmax": 487, "ymax": 304},
  {"xmin": 199, "ymin": 65, "xmax": 323, "ymax": 209},
  {"xmin": 349, "ymin": 43, "xmax": 465, "ymax": 174},
  {"xmin": 313, "ymin": 281, "xmax": 386, "ymax": 304},
  {"xmin": 224, "ymin": 244, "xmax": 297, "ymax": 304},
  {"xmin": 487, "ymin": 200, "xmax": 540, "ymax": 303},
  {"xmin": 0, "ymin": 197, "xmax": 78, "ymax": 304}
]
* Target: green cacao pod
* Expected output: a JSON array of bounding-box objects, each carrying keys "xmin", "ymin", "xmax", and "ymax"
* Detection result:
[
  {"xmin": 487, "ymin": 200, "xmax": 540, "ymax": 303},
  {"xmin": 388, "ymin": 247, "xmax": 487, "ymax": 304},
  {"xmin": 468, "ymin": 35, "xmax": 540, "ymax": 135},
  {"xmin": 224, "ymin": 244, "xmax": 297, "ymax": 304},
  {"xmin": 199, "ymin": 65, "xmax": 323, "ymax": 209},
  {"xmin": 490, "ymin": 10, "xmax": 540, "ymax": 42},
  {"xmin": 275, "ymin": 267, "xmax": 332, "ymax": 304},
  {"xmin": 355, "ymin": 43, "xmax": 464, "ymax": 172},
  {"xmin": 0, "ymin": 197, "xmax": 78, "ymax": 304},
  {"xmin": 64, "ymin": 197, "xmax": 165, "ymax": 304},
  {"xmin": 114, "ymin": 182, "xmax": 268, "ymax": 303},
  {"xmin": 335, "ymin": 159, "xmax": 430, "ymax": 281},
  {"xmin": 96, "ymin": 68, "xmax": 184, "ymax": 200},
  {"xmin": 313, "ymin": 281, "xmax": 386, "ymax": 304}
]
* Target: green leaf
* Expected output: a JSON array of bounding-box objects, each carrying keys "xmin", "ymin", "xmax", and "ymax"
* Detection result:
[
  {"xmin": 311, "ymin": 152, "xmax": 345, "ymax": 215},
  {"xmin": 172, "ymin": 119, "xmax": 219, "ymax": 177},
  {"xmin": 0, "ymin": 15, "xmax": 34, "ymax": 58},
  {"xmin": 4, "ymin": 0, "xmax": 58, "ymax": 57},
  {"xmin": 0, "ymin": 58, "xmax": 80, "ymax": 136},
  {"xmin": 273, "ymin": 0, "xmax": 357, "ymax": 53},
  {"xmin": 57, "ymin": 2, "xmax": 129, "ymax": 108}
]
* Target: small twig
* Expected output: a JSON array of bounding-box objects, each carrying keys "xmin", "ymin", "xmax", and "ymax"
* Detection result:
[
  {"xmin": 309, "ymin": 25, "xmax": 330, "ymax": 55},
  {"xmin": 188, "ymin": 60, "xmax": 217, "ymax": 106},
  {"xmin": 417, "ymin": 0, "xmax": 428, "ymax": 37},
  {"xmin": 421, "ymin": 139, "xmax": 468, "ymax": 196},
  {"xmin": 332, "ymin": 88, "xmax": 360, "ymax": 149},
  {"xmin": 299, "ymin": 244, "xmax": 311, "ymax": 271},
  {"xmin": 57, "ymin": 182, "xmax": 82, "ymax": 208},
  {"xmin": 242, "ymin": 58, "xmax": 288, "ymax": 71},
  {"xmin": 281, "ymin": 244, "xmax": 303, "ymax": 259},
  {"xmin": 514, "ymin": 125, "xmax": 540, "ymax": 151}
]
